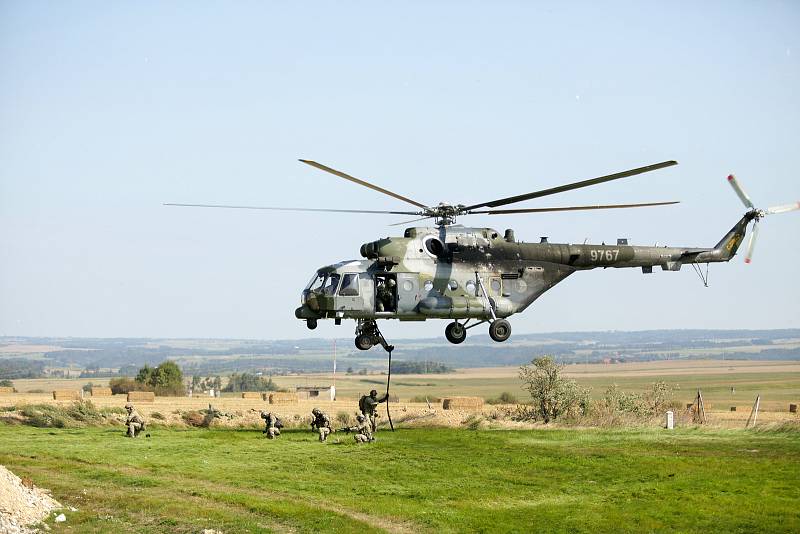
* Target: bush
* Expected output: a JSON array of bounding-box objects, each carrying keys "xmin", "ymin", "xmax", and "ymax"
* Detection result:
[
  {"xmin": 486, "ymin": 392, "xmax": 518, "ymax": 405},
  {"xmin": 595, "ymin": 381, "xmax": 676, "ymax": 420},
  {"xmin": 518, "ymin": 356, "xmax": 590, "ymax": 423},
  {"xmin": 17, "ymin": 401, "xmax": 103, "ymax": 428},
  {"xmin": 109, "ymin": 377, "xmax": 146, "ymax": 395},
  {"xmin": 182, "ymin": 411, "xmax": 208, "ymax": 427},
  {"xmin": 151, "ymin": 412, "xmax": 165, "ymax": 420}
]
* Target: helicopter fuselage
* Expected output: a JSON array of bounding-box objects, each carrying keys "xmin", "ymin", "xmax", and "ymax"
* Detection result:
[{"xmin": 295, "ymin": 213, "xmax": 754, "ymax": 346}]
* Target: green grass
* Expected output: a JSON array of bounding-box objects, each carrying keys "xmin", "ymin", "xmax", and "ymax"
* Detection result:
[{"xmin": 1, "ymin": 424, "xmax": 798, "ymax": 533}]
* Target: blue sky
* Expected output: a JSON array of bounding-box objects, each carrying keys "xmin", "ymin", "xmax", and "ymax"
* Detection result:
[{"xmin": 1, "ymin": 1, "xmax": 798, "ymax": 339}]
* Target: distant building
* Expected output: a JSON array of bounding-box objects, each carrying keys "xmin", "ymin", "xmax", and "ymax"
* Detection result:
[{"xmin": 295, "ymin": 385, "xmax": 335, "ymax": 401}]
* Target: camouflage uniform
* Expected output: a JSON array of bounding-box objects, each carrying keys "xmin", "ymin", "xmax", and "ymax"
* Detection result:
[
  {"xmin": 310, "ymin": 408, "xmax": 332, "ymax": 442},
  {"xmin": 260, "ymin": 411, "xmax": 281, "ymax": 439},
  {"xmin": 349, "ymin": 415, "xmax": 374, "ymax": 443},
  {"xmin": 360, "ymin": 389, "xmax": 388, "ymax": 433},
  {"xmin": 124, "ymin": 403, "xmax": 146, "ymax": 437}
]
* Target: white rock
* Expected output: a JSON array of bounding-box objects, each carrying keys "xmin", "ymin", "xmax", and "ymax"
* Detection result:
[{"xmin": 54, "ymin": 514, "xmax": 66, "ymax": 523}]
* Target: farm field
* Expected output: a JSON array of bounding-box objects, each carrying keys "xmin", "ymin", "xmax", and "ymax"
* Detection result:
[
  {"xmin": 0, "ymin": 424, "xmax": 798, "ymax": 533},
  {"xmin": 4, "ymin": 360, "xmax": 799, "ymax": 420}
]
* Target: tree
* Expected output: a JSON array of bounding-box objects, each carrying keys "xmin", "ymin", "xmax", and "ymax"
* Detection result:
[
  {"xmin": 136, "ymin": 364, "xmax": 155, "ymax": 385},
  {"xmin": 519, "ymin": 356, "xmax": 589, "ymax": 423},
  {"xmin": 133, "ymin": 361, "xmax": 185, "ymax": 396},
  {"xmin": 222, "ymin": 373, "xmax": 278, "ymax": 392},
  {"xmin": 0, "ymin": 379, "xmax": 13, "ymax": 388}
]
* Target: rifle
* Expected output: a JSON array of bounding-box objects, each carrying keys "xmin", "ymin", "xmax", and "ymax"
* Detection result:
[{"xmin": 334, "ymin": 426, "xmax": 353, "ymax": 434}]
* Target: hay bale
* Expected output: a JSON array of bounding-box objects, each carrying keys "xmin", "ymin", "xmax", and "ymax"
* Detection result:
[
  {"xmin": 90, "ymin": 387, "xmax": 112, "ymax": 397},
  {"xmin": 442, "ymin": 396, "xmax": 484, "ymax": 410},
  {"xmin": 52, "ymin": 390, "xmax": 82, "ymax": 401},
  {"xmin": 241, "ymin": 392, "xmax": 262, "ymax": 399},
  {"xmin": 0, "ymin": 386, "xmax": 14, "ymax": 394},
  {"xmin": 127, "ymin": 391, "xmax": 155, "ymax": 403},
  {"xmin": 268, "ymin": 392, "xmax": 298, "ymax": 405}
]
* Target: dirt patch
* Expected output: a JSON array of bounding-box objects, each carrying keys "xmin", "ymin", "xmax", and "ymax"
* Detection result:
[{"xmin": 0, "ymin": 464, "xmax": 62, "ymax": 533}]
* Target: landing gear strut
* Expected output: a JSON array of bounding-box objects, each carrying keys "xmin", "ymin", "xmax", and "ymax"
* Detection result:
[{"xmin": 354, "ymin": 319, "xmax": 394, "ymax": 352}]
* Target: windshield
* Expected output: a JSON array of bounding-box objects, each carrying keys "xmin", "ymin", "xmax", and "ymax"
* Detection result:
[{"xmin": 306, "ymin": 272, "xmax": 326, "ymax": 291}]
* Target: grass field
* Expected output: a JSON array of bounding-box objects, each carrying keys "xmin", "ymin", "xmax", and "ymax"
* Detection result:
[{"xmin": 0, "ymin": 424, "xmax": 798, "ymax": 533}]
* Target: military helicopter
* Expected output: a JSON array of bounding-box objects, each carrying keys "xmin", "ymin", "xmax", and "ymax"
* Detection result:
[{"xmin": 167, "ymin": 160, "xmax": 797, "ymax": 351}]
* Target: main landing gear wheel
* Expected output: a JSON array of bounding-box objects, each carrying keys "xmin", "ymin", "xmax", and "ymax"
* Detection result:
[
  {"xmin": 306, "ymin": 319, "xmax": 318, "ymax": 330},
  {"xmin": 445, "ymin": 322, "xmax": 467, "ymax": 344},
  {"xmin": 355, "ymin": 334, "xmax": 373, "ymax": 351},
  {"xmin": 489, "ymin": 319, "xmax": 511, "ymax": 342}
]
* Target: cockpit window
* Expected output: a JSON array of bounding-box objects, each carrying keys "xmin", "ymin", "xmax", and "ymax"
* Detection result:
[
  {"xmin": 307, "ymin": 273, "xmax": 326, "ymax": 291},
  {"xmin": 338, "ymin": 273, "xmax": 360, "ymax": 296},
  {"xmin": 322, "ymin": 273, "xmax": 340, "ymax": 295}
]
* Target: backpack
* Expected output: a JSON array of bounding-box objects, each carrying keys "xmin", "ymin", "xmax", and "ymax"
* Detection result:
[
  {"xmin": 358, "ymin": 395, "xmax": 369, "ymax": 414},
  {"xmin": 274, "ymin": 416, "xmax": 284, "ymax": 429}
]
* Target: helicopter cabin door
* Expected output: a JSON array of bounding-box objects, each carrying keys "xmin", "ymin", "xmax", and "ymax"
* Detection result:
[
  {"xmin": 394, "ymin": 273, "xmax": 419, "ymax": 316},
  {"xmin": 374, "ymin": 273, "xmax": 398, "ymax": 315},
  {"xmin": 335, "ymin": 273, "xmax": 364, "ymax": 311}
]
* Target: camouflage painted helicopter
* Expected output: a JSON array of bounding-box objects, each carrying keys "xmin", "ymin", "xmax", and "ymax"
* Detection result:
[{"xmin": 168, "ymin": 160, "xmax": 797, "ymax": 350}]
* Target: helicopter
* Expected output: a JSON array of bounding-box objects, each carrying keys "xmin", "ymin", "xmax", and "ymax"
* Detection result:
[{"xmin": 167, "ymin": 160, "xmax": 798, "ymax": 351}]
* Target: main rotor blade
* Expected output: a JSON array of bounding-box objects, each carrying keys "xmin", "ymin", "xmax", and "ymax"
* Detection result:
[
  {"xmin": 727, "ymin": 174, "xmax": 755, "ymax": 209},
  {"xmin": 744, "ymin": 221, "xmax": 759, "ymax": 264},
  {"xmin": 766, "ymin": 201, "xmax": 800, "ymax": 215},
  {"xmin": 389, "ymin": 216, "xmax": 434, "ymax": 226},
  {"xmin": 462, "ymin": 160, "xmax": 678, "ymax": 211},
  {"xmin": 468, "ymin": 201, "xmax": 680, "ymax": 215},
  {"xmin": 299, "ymin": 159, "xmax": 429, "ymax": 210},
  {"xmin": 163, "ymin": 203, "xmax": 421, "ymax": 215}
]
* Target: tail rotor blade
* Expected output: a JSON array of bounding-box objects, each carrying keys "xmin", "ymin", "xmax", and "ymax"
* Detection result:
[
  {"xmin": 744, "ymin": 221, "xmax": 759, "ymax": 264},
  {"xmin": 766, "ymin": 201, "xmax": 800, "ymax": 215},
  {"xmin": 727, "ymin": 175, "xmax": 755, "ymax": 209}
]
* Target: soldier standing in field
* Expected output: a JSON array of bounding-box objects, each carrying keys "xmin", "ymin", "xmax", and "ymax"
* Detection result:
[
  {"xmin": 260, "ymin": 411, "xmax": 282, "ymax": 439},
  {"xmin": 359, "ymin": 389, "xmax": 388, "ymax": 433},
  {"xmin": 124, "ymin": 402, "xmax": 146, "ymax": 438},
  {"xmin": 310, "ymin": 408, "xmax": 332, "ymax": 442}
]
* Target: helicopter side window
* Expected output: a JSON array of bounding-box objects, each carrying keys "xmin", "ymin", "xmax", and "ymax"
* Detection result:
[
  {"xmin": 338, "ymin": 274, "xmax": 360, "ymax": 296},
  {"xmin": 323, "ymin": 273, "xmax": 340, "ymax": 296}
]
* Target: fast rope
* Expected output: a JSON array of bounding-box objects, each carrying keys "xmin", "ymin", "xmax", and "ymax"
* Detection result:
[{"xmin": 385, "ymin": 346, "xmax": 394, "ymax": 431}]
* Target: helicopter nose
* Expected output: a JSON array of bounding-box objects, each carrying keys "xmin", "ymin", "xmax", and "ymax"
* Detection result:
[{"xmin": 295, "ymin": 305, "xmax": 320, "ymax": 319}]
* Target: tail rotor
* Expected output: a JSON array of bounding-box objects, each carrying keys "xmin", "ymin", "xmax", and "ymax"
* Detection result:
[{"xmin": 727, "ymin": 174, "xmax": 798, "ymax": 263}]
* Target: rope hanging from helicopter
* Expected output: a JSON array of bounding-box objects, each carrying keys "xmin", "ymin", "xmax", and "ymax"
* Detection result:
[{"xmin": 690, "ymin": 261, "xmax": 711, "ymax": 287}]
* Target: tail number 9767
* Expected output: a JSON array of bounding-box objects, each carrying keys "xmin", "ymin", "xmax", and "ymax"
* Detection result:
[{"xmin": 590, "ymin": 249, "xmax": 619, "ymax": 262}]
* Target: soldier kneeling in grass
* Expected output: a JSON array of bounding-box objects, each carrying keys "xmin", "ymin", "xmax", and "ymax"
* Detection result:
[
  {"xmin": 124, "ymin": 403, "xmax": 146, "ymax": 438},
  {"xmin": 261, "ymin": 411, "xmax": 283, "ymax": 439},
  {"xmin": 348, "ymin": 414, "xmax": 374, "ymax": 443},
  {"xmin": 310, "ymin": 408, "xmax": 332, "ymax": 442}
]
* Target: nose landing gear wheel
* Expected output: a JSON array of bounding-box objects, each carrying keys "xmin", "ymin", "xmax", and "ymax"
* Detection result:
[
  {"xmin": 445, "ymin": 322, "xmax": 467, "ymax": 344},
  {"xmin": 355, "ymin": 334, "xmax": 373, "ymax": 351},
  {"xmin": 489, "ymin": 319, "xmax": 511, "ymax": 342},
  {"xmin": 306, "ymin": 319, "xmax": 318, "ymax": 330}
]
